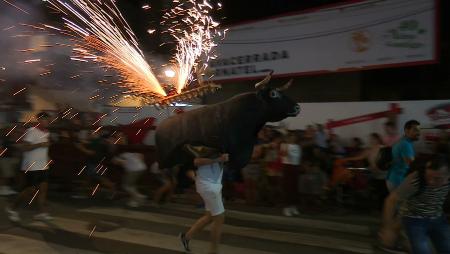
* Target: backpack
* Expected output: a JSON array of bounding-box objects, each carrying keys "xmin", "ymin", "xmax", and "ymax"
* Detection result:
[{"xmin": 376, "ymin": 146, "xmax": 393, "ymax": 171}]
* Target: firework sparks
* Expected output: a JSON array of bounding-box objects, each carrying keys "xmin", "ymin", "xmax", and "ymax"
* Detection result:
[
  {"xmin": 13, "ymin": 87, "xmax": 27, "ymax": 96},
  {"xmin": 92, "ymin": 126, "xmax": 102, "ymax": 134},
  {"xmin": 91, "ymin": 183, "xmax": 100, "ymax": 196},
  {"xmin": 89, "ymin": 225, "xmax": 96, "ymax": 238},
  {"xmin": 78, "ymin": 165, "xmax": 86, "ymax": 175},
  {"xmin": 162, "ymin": 0, "xmax": 222, "ymax": 93},
  {"xmin": 29, "ymin": 189, "xmax": 40, "ymax": 205},
  {"xmin": 0, "ymin": 148, "xmax": 8, "ymax": 157},
  {"xmin": 43, "ymin": 0, "xmax": 166, "ymax": 97},
  {"xmin": 23, "ymin": 59, "xmax": 41, "ymax": 64},
  {"xmin": 42, "ymin": 160, "xmax": 53, "ymax": 170},
  {"xmin": 5, "ymin": 125, "xmax": 16, "ymax": 136},
  {"xmin": 2, "ymin": 0, "xmax": 29, "ymax": 14},
  {"xmin": 25, "ymin": 162, "xmax": 36, "ymax": 173}
]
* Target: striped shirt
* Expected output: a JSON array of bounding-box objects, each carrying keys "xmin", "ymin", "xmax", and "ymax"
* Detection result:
[{"xmin": 397, "ymin": 171, "xmax": 450, "ymax": 218}]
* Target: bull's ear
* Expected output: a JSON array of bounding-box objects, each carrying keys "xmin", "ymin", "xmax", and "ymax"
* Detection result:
[
  {"xmin": 276, "ymin": 79, "xmax": 293, "ymax": 91},
  {"xmin": 255, "ymin": 71, "xmax": 273, "ymax": 89}
]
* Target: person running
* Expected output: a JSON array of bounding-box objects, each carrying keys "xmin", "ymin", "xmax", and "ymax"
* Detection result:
[
  {"xmin": 6, "ymin": 112, "xmax": 52, "ymax": 222},
  {"xmin": 113, "ymin": 135, "xmax": 147, "ymax": 207},
  {"xmin": 379, "ymin": 155, "xmax": 450, "ymax": 254},
  {"xmin": 179, "ymin": 145, "xmax": 228, "ymax": 254}
]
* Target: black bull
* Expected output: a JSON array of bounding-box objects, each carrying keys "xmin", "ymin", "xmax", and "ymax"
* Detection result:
[{"xmin": 155, "ymin": 74, "xmax": 300, "ymax": 171}]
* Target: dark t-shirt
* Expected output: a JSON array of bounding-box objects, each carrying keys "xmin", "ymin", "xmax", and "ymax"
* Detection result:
[
  {"xmin": 0, "ymin": 136, "xmax": 18, "ymax": 158},
  {"xmin": 87, "ymin": 138, "xmax": 109, "ymax": 164}
]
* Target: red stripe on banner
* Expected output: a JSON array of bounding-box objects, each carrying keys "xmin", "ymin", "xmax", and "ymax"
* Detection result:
[{"xmin": 326, "ymin": 103, "xmax": 402, "ymax": 129}]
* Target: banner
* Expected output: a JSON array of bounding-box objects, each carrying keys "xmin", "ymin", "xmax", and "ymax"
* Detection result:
[{"xmin": 206, "ymin": 0, "xmax": 437, "ymax": 81}]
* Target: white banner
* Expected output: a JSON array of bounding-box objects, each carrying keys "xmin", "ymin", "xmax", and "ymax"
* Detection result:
[{"xmin": 206, "ymin": 0, "xmax": 437, "ymax": 81}]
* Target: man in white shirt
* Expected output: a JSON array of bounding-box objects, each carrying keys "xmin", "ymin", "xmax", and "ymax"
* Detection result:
[
  {"xmin": 6, "ymin": 112, "xmax": 52, "ymax": 222},
  {"xmin": 179, "ymin": 145, "xmax": 228, "ymax": 254}
]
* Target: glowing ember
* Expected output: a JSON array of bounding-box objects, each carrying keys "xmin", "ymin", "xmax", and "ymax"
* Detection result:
[
  {"xmin": 89, "ymin": 225, "xmax": 96, "ymax": 238},
  {"xmin": 29, "ymin": 189, "xmax": 40, "ymax": 205},
  {"xmin": 13, "ymin": 87, "xmax": 27, "ymax": 96},
  {"xmin": 1, "ymin": 0, "xmax": 29, "ymax": 14},
  {"xmin": 78, "ymin": 165, "xmax": 86, "ymax": 175},
  {"xmin": 91, "ymin": 183, "xmax": 100, "ymax": 196},
  {"xmin": 0, "ymin": 148, "xmax": 8, "ymax": 157},
  {"xmin": 25, "ymin": 162, "xmax": 36, "ymax": 173},
  {"xmin": 5, "ymin": 125, "xmax": 16, "ymax": 136}
]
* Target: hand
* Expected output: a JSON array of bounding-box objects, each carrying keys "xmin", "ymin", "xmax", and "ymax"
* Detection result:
[
  {"xmin": 39, "ymin": 142, "xmax": 50, "ymax": 147},
  {"xmin": 218, "ymin": 153, "xmax": 229, "ymax": 163}
]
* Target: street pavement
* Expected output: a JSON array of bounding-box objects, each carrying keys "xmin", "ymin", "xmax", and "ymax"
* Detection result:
[{"xmin": 0, "ymin": 194, "xmax": 387, "ymax": 254}]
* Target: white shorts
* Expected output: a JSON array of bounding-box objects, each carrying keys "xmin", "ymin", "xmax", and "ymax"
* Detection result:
[{"xmin": 196, "ymin": 181, "xmax": 224, "ymax": 216}]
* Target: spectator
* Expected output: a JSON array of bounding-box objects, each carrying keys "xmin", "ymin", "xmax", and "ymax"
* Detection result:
[
  {"xmin": 151, "ymin": 162, "xmax": 178, "ymax": 207},
  {"xmin": 328, "ymin": 133, "xmax": 346, "ymax": 157},
  {"xmin": 344, "ymin": 133, "xmax": 387, "ymax": 209},
  {"xmin": 315, "ymin": 124, "xmax": 328, "ymax": 150},
  {"xmin": 264, "ymin": 130, "xmax": 284, "ymax": 206},
  {"xmin": 347, "ymin": 137, "xmax": 364, "ymax": 157},
  {"xmin": 380, "ymin": 155, "xmax": 450, "ymax": 254},
  {"xmin": 298, "ymin": 152, "xmax": 327, "ymax": 212},
  {"xmin": 242, "ymin": 145, "xmax": 263, "ymax": 205},
  {"xmin": 386, "ymin": 120, "xmax": 421, "ymax": 191},
  {"xmin": 280, "ymin": 131, "xmax": 301, "ymax": 216},
  {"xmin": 0, "ymin": 129, "xmax": 19, "ymax": 196},
  {"xmin": 383, "ymin": 121, "xmax": 400, "ymax": 147}
]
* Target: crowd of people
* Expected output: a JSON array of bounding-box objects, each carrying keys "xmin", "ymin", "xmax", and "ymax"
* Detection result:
[{"xmin": 0, "ymin": 111, "xmax": 449, "ymax": 254}]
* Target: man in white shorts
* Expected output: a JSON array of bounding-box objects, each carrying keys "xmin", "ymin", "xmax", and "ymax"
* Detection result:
[
  {"xmin": 179, "ymin": 145, "xmax": 228, "ymax": 254},
  {"xmin": 5, "ymin": 112, "xmax": 52, "ymax": 222}
]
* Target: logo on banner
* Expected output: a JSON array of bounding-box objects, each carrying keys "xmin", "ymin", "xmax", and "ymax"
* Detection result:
[
  {"xmin": 383, "ymin": 20, "xmax": 426, "ymax": 49},
  {"xmin": 350, "ymin": 31, "xmax": 371, "ymax": 52},
  {"xmin": 426, "ymin": 103, "xmax": 450, "ymax": 129}
]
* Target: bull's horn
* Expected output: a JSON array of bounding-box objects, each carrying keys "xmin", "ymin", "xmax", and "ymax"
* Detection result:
[
  {"xmin": 277, "ymin": 79, "xmax": 294, "ymax": 91},
  {"xmin": 254, "ymin": 70, "xmax": 273, "ymax": 89}
]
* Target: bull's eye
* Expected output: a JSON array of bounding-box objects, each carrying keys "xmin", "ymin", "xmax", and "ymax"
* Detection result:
[{"xmin": 269, "ymin": 90, "xmax": 280, "ymax": 98}]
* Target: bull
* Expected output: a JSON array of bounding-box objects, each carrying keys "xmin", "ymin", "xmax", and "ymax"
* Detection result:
[{"xmin": 155, "ymin": 72, "xmax": 300, "ymax": 171}]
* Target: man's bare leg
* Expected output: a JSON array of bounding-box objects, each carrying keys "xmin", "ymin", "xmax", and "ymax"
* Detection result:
[
  {"xmin": 37, "ymin": 182, "xmax": 48, "ymax": 213},
  {"xmin": 185, "ymin": 212, "xmax": 213, "ymax": 240},
  {"xmin": 209, "ymin": 213, "xmax": 225, "ymax": 254},
  {"xmin": 11, "ymin": 186, "xmax": 36, "ymax": 209}
]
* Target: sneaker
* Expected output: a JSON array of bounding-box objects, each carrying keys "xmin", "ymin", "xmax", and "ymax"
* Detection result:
[
  {"xmin": 291, "ymin": 206, "xmax": 300, "ymax": 216},
  {"xmin": 0, "ymin": 187, "xmax": 17, "ymax": 196},
  {"xmin": 136, "ymin": 194, "xmax": 147, "ymax": 200},
  {"xmin": 5, "ymin": 207, "xmax": 20, "ymax": 222},
  {"xmin": 34, "ymin": 213, "xmax": 53, "ymax": 221},
  {"xmin": 377, "ymin": 243, "xmax": 408, "ymax": 254},
  {"xmin": 179, "ymin": 232, "xmax": 191, "ymax": 252},
  {"xmin": 127, "ymin": 200, "xmax": 140, "ymax": 208},
  {"xmin": 283, "ymin": 207, "xmax": 293, "ymax": 217}
]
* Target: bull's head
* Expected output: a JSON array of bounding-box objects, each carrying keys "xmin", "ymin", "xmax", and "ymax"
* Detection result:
[{"xmin": 255, "ymin": 72, "xmax": 300, "ymax": 122}]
